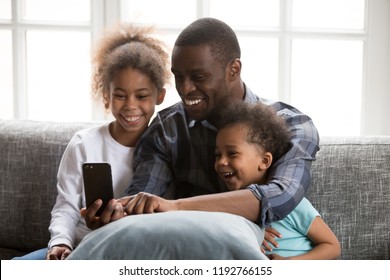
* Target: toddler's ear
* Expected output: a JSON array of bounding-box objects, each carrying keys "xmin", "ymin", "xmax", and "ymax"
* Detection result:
[
  {"xmin": 258, "ymin": 152, "xmax": 273, "ymax": 171},
  {"xmin": 156, "ymin": 88, "xmax": 166, "ymax": 105}
]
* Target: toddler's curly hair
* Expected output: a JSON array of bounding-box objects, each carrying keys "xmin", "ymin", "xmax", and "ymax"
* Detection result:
[
  {"xmin": 91, "ymin": 22, "xmax": 171, "ymax": 109},
  {"xmin": 215, "ymin": 101, "xmax": 292, "ymax": 163}
]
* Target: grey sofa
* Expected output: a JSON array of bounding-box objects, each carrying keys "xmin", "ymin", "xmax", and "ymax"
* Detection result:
[{"xmin": 0, "ymin": 119, "xmax": 389, "ymax": 260}]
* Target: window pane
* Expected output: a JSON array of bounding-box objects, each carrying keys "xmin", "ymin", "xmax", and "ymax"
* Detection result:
[
  {"xmin": 290, "ymin": 39, "xmax": 363, "ymax": 136},
  {"xmin": 239, "ymin": 36, "xmax": 279, "ymax": 100},
  {"xmin": 26, "ymin": 30, "xmax": 91, "ymax": 121},
  {"xmin": 209, "ymin": 0, "xmax": 279, "ymax": 29},
  {"xmin": 23, "ymin": 0, "xmax": 90, "ymax": 22},
  {"xmin": 121, "ymin": 0, "xmax": 196, "ymax": 27},
  {"xmin": 292, "ymin": 0, "xmax": 365, "ymax": 30},
  {"xmin": 0, "ymin": 30, "xmax": 13, "ymax": 119},
  {"xmin": 0, "ymin": 0, "xmax": 12, "ymax": 19},
  {"xmin": 152, "ymin": 31, "xmax": 182, "ymax": 111}
]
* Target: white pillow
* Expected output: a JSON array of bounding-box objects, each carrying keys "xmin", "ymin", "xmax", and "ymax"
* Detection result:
[{"xmin": 68, "ymin": 210, "xmax": 267, "ymax": 260}]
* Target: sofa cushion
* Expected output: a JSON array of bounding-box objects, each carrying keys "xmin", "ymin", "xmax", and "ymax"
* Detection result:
[{"xmin": 308, "ymin": 136, "xmax": 390, "ymax": 260}]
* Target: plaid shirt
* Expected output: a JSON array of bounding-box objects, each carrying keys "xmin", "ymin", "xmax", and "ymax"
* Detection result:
[{"xmin": 127, "ymin": 86, "xmax": 320, "ymax": 227}]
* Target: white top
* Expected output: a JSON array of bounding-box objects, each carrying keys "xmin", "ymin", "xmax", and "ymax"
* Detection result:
[{"xmin": 48, "ymin": 122, "xmax": 134, "ymax": 249}]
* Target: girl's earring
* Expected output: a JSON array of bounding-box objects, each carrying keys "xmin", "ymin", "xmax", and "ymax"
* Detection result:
[{"xmin": 103, "ymin": 95, "xmax": 110, "ymax": 111}]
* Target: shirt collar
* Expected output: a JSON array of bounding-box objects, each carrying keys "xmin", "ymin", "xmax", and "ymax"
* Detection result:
[
  {"xmin": 188, "ymin": 119, "xmax": 217, "ymax": 131},
  {"xmin": 243, "ymin": 85, "xmax": 260, "ymax": 104}
]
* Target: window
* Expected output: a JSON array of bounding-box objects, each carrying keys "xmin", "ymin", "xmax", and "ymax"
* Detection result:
[
  {"xmin": 0, "ymin": 29, "xmax": 13, "ymax": 119},
  {"xmin": 1, "ymin": 0, "xmax": 389, "ymax": 136},
  {"xmin": 120, "ymin": 0, "xmax": 378, "ymax": 137},
  {"xmin": 1, "ymin": 0, "xmax": 94, "ymax": 121}
]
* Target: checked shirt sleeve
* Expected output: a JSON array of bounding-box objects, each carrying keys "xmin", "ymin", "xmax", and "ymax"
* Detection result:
[
  {"xmin": 125, "ymin": 114, "xmax": 174, "ymax": 197},
  {"xmin": 248, "ymin": 109, "xmax": 320, "ymax": 227}
]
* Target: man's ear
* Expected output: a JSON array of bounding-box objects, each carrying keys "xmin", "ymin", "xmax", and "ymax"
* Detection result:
[
  {"xmin": 258, "ymin": 152, "xmax": 273, "ymax": 171},
  {"xmin": 156, "ymin": 88, "xmax": 166, "ymax": 105},
  {"xmin": 227, "ymin": 58, "xmax": 241, "ymax": 81}
]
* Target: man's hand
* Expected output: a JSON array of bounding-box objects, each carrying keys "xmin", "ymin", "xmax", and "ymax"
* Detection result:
[
  {"xmin": 121, "ymin": 192, "xmax": 178, "ymax": 215},
  {"xmin": 81, "ymin": 198, "xmax": 126, "ymax": 230},
  {"xmin": 261, "ymin": 226, "xmax": 281, "ymax": 253},
  {"xmin": 46, "ymin": 245, "xmax": 71, "ymax": 260}
]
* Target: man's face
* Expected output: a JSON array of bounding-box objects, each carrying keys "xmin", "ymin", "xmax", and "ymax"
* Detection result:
[{"xmin": 171, "ymin": 45, "xmax": 230, "ymax": 121}]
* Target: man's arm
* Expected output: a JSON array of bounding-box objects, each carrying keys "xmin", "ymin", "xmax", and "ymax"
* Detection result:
[
  {"xmin": 249, "ymin": 110, "xmax": 320, "ymax": 226},
  {"xmin": 126, "ymin": 113, "xmax": 174, "ymax": 196},
  {"xmin": 121, "ymin": 189, "xmax": 260, "ymax": 222},
  {"xmin": 122, "ymin": 107, "xmax": 318, "ymax": 228},
  {"xmin": 85, "ymin": 106, "xmax": 318, "ymax": 229},
  {"xmin": 176, "ymin": 189, "xmax": 260, "ymax": 221}
]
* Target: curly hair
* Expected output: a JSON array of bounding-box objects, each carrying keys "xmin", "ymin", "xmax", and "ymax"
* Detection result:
[
  {"xmin": 215, "ymin": 101, "xmax": 292, "ymax": 163},
  {"xmin": 91, "ymin": 23, "xmax": 171, "ymax": 109},
  {"xmin": 174, "ymin": 17, "xmax": 240, "ymax": 68}
]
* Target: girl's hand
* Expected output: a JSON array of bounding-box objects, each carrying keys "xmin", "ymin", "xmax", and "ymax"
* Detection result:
[
  {"xmin": 81, "ymin": 199, "xmax": 125, "ymax": 230},
  {"xmin": 46, "ymin": 245, "xmax": 72, "ymax": 260}
]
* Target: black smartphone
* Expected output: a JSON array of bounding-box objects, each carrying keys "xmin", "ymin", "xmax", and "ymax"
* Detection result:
[{"xmin": 82, "ymin": 162, "xmax": 114, "ymax": 217}]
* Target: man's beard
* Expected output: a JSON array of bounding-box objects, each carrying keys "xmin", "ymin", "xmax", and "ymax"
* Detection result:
[{"xmin": 206, "ymin": 98, "xmax": 232, "ymax": 127}]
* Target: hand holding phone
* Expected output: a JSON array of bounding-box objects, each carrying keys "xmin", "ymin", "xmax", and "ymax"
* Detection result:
[{"xmin": 82, "ymin": 163, "xmax": 114, "ymax": 217}]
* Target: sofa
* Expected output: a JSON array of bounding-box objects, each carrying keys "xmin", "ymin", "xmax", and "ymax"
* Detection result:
[{"xmin": 0, "ymin": 119, "xmax": 389, "ymax": 260}]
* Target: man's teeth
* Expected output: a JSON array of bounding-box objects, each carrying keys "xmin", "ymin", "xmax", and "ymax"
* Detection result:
[
  {"xmin": 124, "ymin": 116, "xmax": 140, "ymax": 122},
  {"xmin": 184, "ymin": 99, "xmax": 202, "ymax": 106}
]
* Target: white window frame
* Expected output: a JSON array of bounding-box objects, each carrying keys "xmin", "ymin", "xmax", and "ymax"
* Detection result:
[
  {"xmin": 362, "ymin": 0, "xmax": 390, "ymax": 135},
  {"xmin": 2, "ymin": 0, "xmax": 389, "ymax": 135},
  {"xmin": 240, "ymin": 0, "xmax": 389, "ymax": 135},
  {"xmin": 119, "ymin": 0, "xmax": 390, "ymax": 135},
  {"xmin": 2, "ymin": 0, "xmax": 108, "ymax": 120}
]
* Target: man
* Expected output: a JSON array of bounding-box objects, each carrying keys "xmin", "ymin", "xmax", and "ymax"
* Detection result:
[{"xmin": 72, "ymin": 18, "xmax": 319, "ymax": 260}]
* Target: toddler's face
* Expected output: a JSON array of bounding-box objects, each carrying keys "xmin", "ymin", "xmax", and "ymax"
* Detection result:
[{"xmin": 214, "ymin": 124, "xmax": 268, "ymax": 191}]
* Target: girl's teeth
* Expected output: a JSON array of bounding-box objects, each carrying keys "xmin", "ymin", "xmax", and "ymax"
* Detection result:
[{"xmin": 124, "ymin": 116, "xmax": 140, "ymax": 122}]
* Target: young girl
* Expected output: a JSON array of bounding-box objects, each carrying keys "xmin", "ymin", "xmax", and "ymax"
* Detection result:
[
  {"xmin": 214, "ymin": 101, "xmax": 341, "ymax": 260},
  {"xmin": 14, "ymin": 23, "xmax": 170, "ymax": 260}
]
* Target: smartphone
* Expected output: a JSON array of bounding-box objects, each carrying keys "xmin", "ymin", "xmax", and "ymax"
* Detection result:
[{"xmin": 82, "ymin": 162, "xmax": 114, "ymax": 217}]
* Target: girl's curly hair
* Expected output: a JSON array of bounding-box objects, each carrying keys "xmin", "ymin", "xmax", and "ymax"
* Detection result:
[{"xmin": 91, "ymin": 22, "xmax": 171, "ymax": 109}]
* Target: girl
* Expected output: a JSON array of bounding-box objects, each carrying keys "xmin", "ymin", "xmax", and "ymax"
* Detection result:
[{"xmin": 15, "ymin": 22, "xmax": 170, "ymax": 260}]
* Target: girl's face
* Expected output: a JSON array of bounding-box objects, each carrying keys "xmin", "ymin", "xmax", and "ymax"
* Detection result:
[
  {"xmin": 214, "ymin": 123, "xmax": 271, "ymax": 191},
  {"xmin": 108, "ymin": 68, "xmax": 165, "ymax": 147}
]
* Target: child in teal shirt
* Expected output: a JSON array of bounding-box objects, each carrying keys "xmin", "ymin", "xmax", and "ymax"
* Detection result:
[{"xmin": 214, "ymin": 101, "xmax": 341, "ymax": 260}]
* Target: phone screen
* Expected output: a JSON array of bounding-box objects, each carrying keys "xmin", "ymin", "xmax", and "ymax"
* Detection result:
[{"xmin": 82, "ymin": 163, "xmax": 114, "ymax": 216}]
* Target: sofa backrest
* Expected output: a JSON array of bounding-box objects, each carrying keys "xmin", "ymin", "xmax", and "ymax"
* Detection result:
[
  {"xmin": 1, "ymin": 120, "xmax": 389, "ymax": 260},
  {"xmin": 308, "ymin": 136, "xmax": 390, "ymax": 260},
  {"xmin": 0, "ymin": 120, "xmax": 96, "ymax": 258}
]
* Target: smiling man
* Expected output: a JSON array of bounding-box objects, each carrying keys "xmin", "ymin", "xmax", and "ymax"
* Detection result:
[
  {"xmin": 121, "ymin": 18, "xmax": 319, "ymax": 224},
  {"xmin": 76, "ymin": 18, "xmax": 320, "ymax": 260}
]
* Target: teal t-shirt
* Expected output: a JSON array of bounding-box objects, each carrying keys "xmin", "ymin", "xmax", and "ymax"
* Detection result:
[{"xmin": 267, "ymin": 197, "xmax": 319, "ymax": 257}]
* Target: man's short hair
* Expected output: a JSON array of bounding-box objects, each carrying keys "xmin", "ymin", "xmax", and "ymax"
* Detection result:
[{"xmin": 174, "ymin": 17, "xmax": 241, "ymax": 68}]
